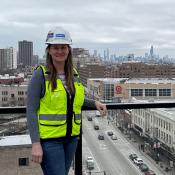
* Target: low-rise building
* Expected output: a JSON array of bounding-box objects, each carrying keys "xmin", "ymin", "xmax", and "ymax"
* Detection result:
[
  {"xmin": 87, "ymin": 78, "xmax": 175, "ymax": 102},
  {"xmin": 131, "ymin": 98, "xmax": 175, "ymax": 160},
  {"xmin": 0, "ymin": 135, "xmax": 42, "ymax": 175}
]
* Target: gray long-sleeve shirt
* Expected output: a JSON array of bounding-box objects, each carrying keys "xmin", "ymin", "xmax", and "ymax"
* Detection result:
[{"xmin": 27, "ymin": 68, "xmax": 96, "ymax": 143}]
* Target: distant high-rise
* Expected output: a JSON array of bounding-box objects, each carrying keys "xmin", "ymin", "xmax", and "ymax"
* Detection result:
[
  {"xmin": 0, "ymin": 47, "xmax": 17, "ymax": 70},
  {"xmin": 6, "ymin": 47, "xmax": 17, "ymax": 69},
  {"xmin": 107, "ymin": 48, "xmax": 109, "ymax": 60},
  {"xmin": 0, "ymin": 49, "xmax": 6, "ymax": 71},
  {"xmin": 104, "ymin": 50, "xmax": 106, "ymax": 61},
  {"xmin": 18, "ymin": 40, "xmax": 33, "ymax": 67},
  {"xmin": 150, "ymin": 45, "xmax": 154, "ymax": 58},
  {"xmin": 93, "ymin": 50, "xmax": 97, "ymax": 57}
]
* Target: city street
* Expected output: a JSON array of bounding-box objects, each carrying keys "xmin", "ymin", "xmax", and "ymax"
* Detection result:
[{"xmin": 82, "ymin": 111, "xmax": 165, "ymax": 175}]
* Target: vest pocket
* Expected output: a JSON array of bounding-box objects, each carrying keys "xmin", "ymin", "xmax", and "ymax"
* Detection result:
[
  {"xmin": 71, "ymin": 113, "xmax": 81, "ymax": 136},
  {"xmin": 39, "ymin": 121, "xmax": 67, "ymax": 139}
]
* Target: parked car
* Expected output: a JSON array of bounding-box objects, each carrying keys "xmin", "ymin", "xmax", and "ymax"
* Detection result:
[
  {"xmin": 96, "ymin": 111, "xmax": 101, "ymax": 117},
  {"xmin": 88, "ymin": 116, "xmax": 93, "ymax": 121},
  {"xmin": 86, "ymin": 156, "xmax": 94, "ymax": 170},
  {"xmin": 145, "ymin": 170, "xmax": 156, "ymax": 175},
  {"xmin": 133, "ymin": 157, "xmax": 143, "ymax": 165},
  {"xmin": 98, "ymin": 134, "xmax": 104, "ymax": 140},
  {"xmin": 111, "ymin": 135, "xmax": 117, "ymax": 140},
  {"xmin": 139, "ymin": 163, "xmax": 149, "ymax": 172},
  {"xmin": 129, "ymin": 154, "xmax": 138, "ymax": 161},
  {"xmin": 165, "ymin": 167, "xmax": 172, "ymax": 172},
  {"xmin": 107, "ymin": 131, "xmax": 113, "ymax": 136},
  {"xmin": 93, "ymin": 119, "xmax": 100, "ymax": 130}
]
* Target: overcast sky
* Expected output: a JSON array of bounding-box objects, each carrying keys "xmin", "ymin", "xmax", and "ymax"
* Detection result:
[{"xmin": 1, "ymin": 0, "xmax": 175, "ymax": 58}]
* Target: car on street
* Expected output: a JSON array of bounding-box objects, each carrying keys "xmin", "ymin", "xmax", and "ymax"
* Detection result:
[
  {"xmin": 96, "ymin": 111, "xmax": 101, "ymax": 117},
  {"xmin": 129, "ymin": 154, "xmax": 138, "ymax": 161},
  {"xmin": 144, "ymin": 170, "xmax": 156, "ymax": 175},
  {"xmin": 87, "ymin": 116, "xmax": 93, "ymax": 121},
  {"xmin": 86, "ymin": 156, "xmax": 94, "ymax": 170},
  {"xmin": 139, "ymin": 163, "xmax": 149, "ymax": 172},
  {"xmin": 165, "ymin": 167, "xmax": 172, "ymax": 172},
  {"xmin": 93, "ymin": 119, "xmax": 100, "ymax": 130},
  {"xmin": 107, "ymin": 131, "xmax": 113, "ymax": 136},
  {"xmin": 111, "ymin": 135, "xmax": 117, "ymax": 140},
  {"xmin": 98, "ymin": 134, "xmax": 104, "ymax": 140},
  {"xmin": 133, "ymin": 157, "xmax": 143, "ymax": 165}
]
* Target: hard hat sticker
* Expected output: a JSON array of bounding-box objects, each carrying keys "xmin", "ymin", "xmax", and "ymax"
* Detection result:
[
  {"xmin": 55, "ymin": 34, "xmax": 65, "ymax": 38},
  {"xmin": 48, "ymin": 33, "xmax": 54, "ymax": 38}
]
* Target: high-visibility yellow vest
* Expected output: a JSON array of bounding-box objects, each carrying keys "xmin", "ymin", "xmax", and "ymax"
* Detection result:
[{"xmin": 37, "ymin": 65, "xmax": 84, "ymax": 139}]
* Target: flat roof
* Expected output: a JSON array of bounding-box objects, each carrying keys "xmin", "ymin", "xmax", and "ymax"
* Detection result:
[
  {"xmin": 131, "ymin": 98, "xmax": 175, "ymax": 121},
  {"xmin": 126, "ymin": 78, "xmax": 175, "ymax": 84},
  {"xmin": 0, "ymin": 134, "xmax": 31, "ymax": 146}
]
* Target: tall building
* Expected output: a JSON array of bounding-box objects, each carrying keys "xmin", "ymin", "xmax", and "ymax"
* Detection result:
[
  {"xmin": 0, "ymin": 47, "xmax": 17, "ymax": 71},
  {"xmin": 6, "ymin": 47, "xmax": 17, "ymax": 69},
  {"xmin": 150, "ymin": 45, "xmax": 154, "ymax": 58},
  {"xmin": 18, "ymin": 40, "xmax": 33, "ymax": 67},
  {"xmin": 0, "ymin": 49, "xmax": 6, "ymax": 71},
  {"xmin": 107, "ymin": 48, "xmax": 109, "ymax": 61}
]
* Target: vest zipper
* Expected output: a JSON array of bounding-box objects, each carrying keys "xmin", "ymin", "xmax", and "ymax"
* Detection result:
[{"xmin": 65, "ymin": 89, "xmax": 74, "ymax": 137}]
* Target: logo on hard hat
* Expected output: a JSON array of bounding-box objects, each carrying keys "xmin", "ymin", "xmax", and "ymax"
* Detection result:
[
  {"xmin": 46, "ymin": 32, "xmax": 54, "ymax": 42},
  {"xmin": 55, "ymin": 34, "xmax": 65, "ymax": 38}
]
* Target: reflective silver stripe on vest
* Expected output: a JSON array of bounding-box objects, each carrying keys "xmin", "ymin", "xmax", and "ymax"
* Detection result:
[
  {"xmin": 39, "ymin": 114, "xmax": 81, "ymax": 121},
  {"xmin": 74, "ymin": 114, "xmax": 81, "ymax": 120},
  {"xmin": 39, "ymin": 114, "xmax": 67, "ymax": 121}
]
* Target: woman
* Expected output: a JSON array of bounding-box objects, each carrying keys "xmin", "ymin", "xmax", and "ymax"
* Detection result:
[{"xmin": 27, "ymin": 26, "xmax": 107, "ymax": 175}]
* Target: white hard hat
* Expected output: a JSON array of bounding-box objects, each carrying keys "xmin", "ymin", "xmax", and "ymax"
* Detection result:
[{"xmin": 45, "ymin": 27, "xmax": 72, "ymax": 45}]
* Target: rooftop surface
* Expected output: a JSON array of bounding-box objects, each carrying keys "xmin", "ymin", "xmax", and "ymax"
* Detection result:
[{"xmin": 0, "ymin": 134, "xmax": 31, "ymax": 146}]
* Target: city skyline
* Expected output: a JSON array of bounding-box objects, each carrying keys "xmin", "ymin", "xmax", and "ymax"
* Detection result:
[{"xmin": 0, "ymin": 0, "xmax": 175, "ymax": 58}]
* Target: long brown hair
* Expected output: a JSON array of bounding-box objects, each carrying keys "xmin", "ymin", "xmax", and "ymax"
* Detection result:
[{"xmin": 46, "ymin": 45, "xmax": 75, "ymax": 95}]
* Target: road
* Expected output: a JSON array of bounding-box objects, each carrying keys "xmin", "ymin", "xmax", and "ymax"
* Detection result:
[{"xmin": 82, "ymin": 111, "xmax": 164, "ymax": 175}]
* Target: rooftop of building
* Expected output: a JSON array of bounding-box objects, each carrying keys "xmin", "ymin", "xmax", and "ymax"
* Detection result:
[
  {"xmin": 88, "ymin": 78, "xmax": 127, "ymax": 83},
  {"xmin": 130, "ymin": 98, "xmax": 175, "ymax": 121},
  {"xmin": 0, "ymin": 134, "xmax": 31, "ymax": 146},
  {"xmin": 126, "ymin": 78, "xmax": 175, "ymax": 84}
]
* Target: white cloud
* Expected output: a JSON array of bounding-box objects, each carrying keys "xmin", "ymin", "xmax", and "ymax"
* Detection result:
[{"xmin": 0, "ymin": 0, "xmax": 175, "ymax": 57}]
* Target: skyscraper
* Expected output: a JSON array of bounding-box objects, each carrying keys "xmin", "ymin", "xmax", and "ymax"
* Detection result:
[
  {"xmin": 18, "ymin": 40, "xmax": 33, "ymax": 67},
  {"xmin": 0, "ymin": 49, "xmax": 6, "ymax": 71},
  {"xmin": 6, "ymin": 47, "xmax": 17, "ymax": 69},
  {"xmin": 150, "ymin": 45, "xmax": 154, "ymax": 58}
]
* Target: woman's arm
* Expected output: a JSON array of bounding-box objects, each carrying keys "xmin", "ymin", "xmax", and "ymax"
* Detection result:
[
  {"xmin": 27, "ymin": 68, "xmax": 44, "ymax": 143},
  {"xmin": 83, "ymin": 98, "xmax": 107, "ymax": 116}
]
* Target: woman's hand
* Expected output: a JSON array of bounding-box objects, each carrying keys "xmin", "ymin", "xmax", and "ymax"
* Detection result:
[
  {"xmin": 31, "ymin": 142, "xmax": 43, "ymax": 164},
  {"xmin": 95, "ymin": 101, "xmax": 107, "ymax": 116}
]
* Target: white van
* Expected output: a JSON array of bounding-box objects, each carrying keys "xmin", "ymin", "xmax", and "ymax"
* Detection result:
[
  {"xmin": 96, "ymin": 111, "xmax": 101, "ymax": 117},
  {"xmin": 86, "ymin": 156, "xmax": 94, "ymax": 170}
]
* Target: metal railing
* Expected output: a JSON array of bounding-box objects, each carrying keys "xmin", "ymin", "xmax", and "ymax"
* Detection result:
[{"xmin": 0, "ymin": 102, "xmax": 175, "ymax": 175}]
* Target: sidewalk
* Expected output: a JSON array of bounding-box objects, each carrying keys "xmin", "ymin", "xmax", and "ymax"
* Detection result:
[{"xmin": 112, "ymin": 122, "xmax": 173, "ymax": 175}]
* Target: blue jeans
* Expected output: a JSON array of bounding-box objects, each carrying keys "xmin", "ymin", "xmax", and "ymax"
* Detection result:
[{"xmin": 41, "ymin": 137, "xmax": 78, "ymax": 175}]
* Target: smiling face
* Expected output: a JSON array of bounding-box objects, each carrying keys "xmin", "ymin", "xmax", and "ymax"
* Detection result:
[{"xmin": 48, "ymin": 44, "xmax": 70, "ymax": 64}]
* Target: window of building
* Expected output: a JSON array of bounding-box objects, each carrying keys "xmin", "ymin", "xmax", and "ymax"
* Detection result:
[
  {"xmin": 169, "ymin": 135, "xmax": 171, "ymax": 144},
  {"xmin": 18, "ymin": 97, "xmax": 24, "ymax": 101},
  {"xmin": 145, "ymin": 89, "xmax": 157, "ymax": 96},
  {"xmin": 103, "ymin": 84, "xmax": 114, "ymax": 101},
  {"xmin": 166, "ymin": 122, "xmax": 168, "ymax": 130},
  {"xmin": 18, "ymin": 158, "xmax": 29, "ymax": 166},
  {"xmin": 159, "ymin": 89, "xmax": 171, "ymax": 96},
  {"xmin": 2, "ymin": 91, "xmax": 8, "ymax": 95},
  {"xmin": 131, "ymin": 89, "xmax": 143, "ymax": 96},
  {"xmin": 18, "ymin": 91, "xmax": 24, "ymax": 95},
  {"xmin": 2, "ymin": 97, "xmax": 8, "ymax": 101}
]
